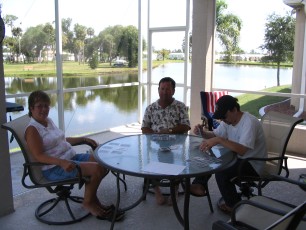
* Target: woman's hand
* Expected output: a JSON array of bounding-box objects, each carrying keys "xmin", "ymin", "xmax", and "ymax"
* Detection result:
[{"xmin": 60, "ymin": 159, "xmax": 76, "ymax": 172}]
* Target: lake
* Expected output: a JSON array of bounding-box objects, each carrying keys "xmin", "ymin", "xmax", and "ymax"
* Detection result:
[{"xmin": 5, "ymin": 63, "xmax": 292, "ymax": 149}]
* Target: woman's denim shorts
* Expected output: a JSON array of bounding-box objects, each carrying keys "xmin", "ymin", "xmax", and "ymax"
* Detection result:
[{"xmin": 42, "ymin": 153, "xmax": 90, "ymax": 181}]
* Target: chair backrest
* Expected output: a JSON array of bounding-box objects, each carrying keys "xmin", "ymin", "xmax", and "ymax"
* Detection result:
[
  {"xmin": 1, "ymin": 115, "xmax": 48, "ymax": 185},
  {"xmin": 261, "ymin": 111, "xmax": 303, "ymax": 176},
  {"xmin": 200, "ymin": 91, "xmax": 228, "ymax": 130}
]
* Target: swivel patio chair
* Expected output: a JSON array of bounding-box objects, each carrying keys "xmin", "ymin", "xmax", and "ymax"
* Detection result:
[
  {"xmin": 200, "ymin": 91, "xmax": 228, "ymax": 131},
  {"xmin": 212, "ymin": 175, "xmax": 306, "ymax": 230},
  {"xmin": 232, "ymin": 111, "xmax": 304, "ymax": 198},
  {"xmin": 2, "ymin": 115, "xmax": 92, "ymax": 225}
]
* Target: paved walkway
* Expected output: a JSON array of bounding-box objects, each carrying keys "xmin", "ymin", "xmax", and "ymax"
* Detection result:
[{"xmin": 2, "ymin": 124, "xmax": 306, "ymax": 230}]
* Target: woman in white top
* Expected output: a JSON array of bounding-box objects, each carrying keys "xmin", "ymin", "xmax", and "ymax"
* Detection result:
[{"xmin": 25, "ymin": 90, "xmax": 124, "ymax": 221}]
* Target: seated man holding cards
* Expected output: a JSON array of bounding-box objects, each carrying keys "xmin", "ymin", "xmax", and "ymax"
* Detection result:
[
  {"xmin": 192, "ymin": 95, "xmax": 267, "ymax": 214},
  {"xmin": 141, "ymin": 77, "xmax": 191, "ymax": 205}
]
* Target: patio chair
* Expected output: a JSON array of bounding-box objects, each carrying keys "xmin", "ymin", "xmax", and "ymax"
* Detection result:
[
  {"xmin": 212, "ymin": 175, "xmax": 306, "ymax": 230},
  {"xmin": 2, "ymin": 114, "xmax": 93, "ymax": 225},
  {"xmin": 232, "ymin": 111, "xmax": 304, "ymax": 198},
  {"xmin": 200, "ymin": 91, "xmax": 228, "ymax": 131}
]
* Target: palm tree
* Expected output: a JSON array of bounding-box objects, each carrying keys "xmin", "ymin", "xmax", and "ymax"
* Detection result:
[
  {"xmin": 216, "ymin": 0, "xmax": 242, "ymax": 62},
  {"xmin": 185, "ymin": 0, "xmax": 242, "ymax": 62},
  {"xmin": 11, "ymin": 27, "xmax": 22, "ymax": 62}
]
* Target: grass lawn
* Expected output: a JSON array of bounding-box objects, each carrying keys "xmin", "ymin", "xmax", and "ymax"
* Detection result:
[
  {"xmin": 3, "ymin": 60, "xmax": 183, "ymax": 77},
  {"xmin": 238, "ymin": 85, "xmax": 291, "ymax": 118},
  {"xmin": 4, "ymin": 61, "xmax": 137, "ymax": 77}
]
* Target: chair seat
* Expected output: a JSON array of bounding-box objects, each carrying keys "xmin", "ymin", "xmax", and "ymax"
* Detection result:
[
  {"xmin": 235, "ymin": 196, "xmax": 295, "ymax": 229},
  {"xmin": 214, "ymin": 176, "xmax": 306, "ymax": 230},
  {"xmin": 213, "ymin": 199, "xmax": 306, "ymax": 230}
]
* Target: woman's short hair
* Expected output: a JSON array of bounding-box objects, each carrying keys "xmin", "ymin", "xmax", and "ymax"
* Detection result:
[{"xmin": 28, "ymin": 90, "xmax": 51, "ymax": 117}]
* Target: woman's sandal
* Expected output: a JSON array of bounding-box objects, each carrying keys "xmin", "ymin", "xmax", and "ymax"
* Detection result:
[
  {"xmin": 96, "ymin": 208, "xmax": 125, "ymax": 222},
  {"xmin": 102, "ymin": 204, "xmax": 115, "ymax": 211}
]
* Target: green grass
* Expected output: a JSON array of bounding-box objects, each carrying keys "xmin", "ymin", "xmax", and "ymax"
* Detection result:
[
  {"xmin": 3, "ymin": 60, "xmax": 183, "ymax": 77},
  {"xmin": 215, "ymin": 60, "xmax": 293, "ymax": 68},
  {"xmin": 238, "ymin": 85, "xmax": 291, "ymax": 118}
]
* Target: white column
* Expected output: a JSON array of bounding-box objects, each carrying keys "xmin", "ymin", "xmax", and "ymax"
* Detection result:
[
  {"xmin": 138, "ymin": 0, "xmax": 143, "ymax": 123},
  {"xmin": 190, "ymin": 0, "xmax": 216, "ymax": 128},
  {"xmin": 291, "ymin": 7, "xmax": 306, "ymax": 113},
  {"xmin": 55, "ymin": 0, "xmax": 65, "ymax": 130},
  {"xmin": 0, "ymin": 18, "xmax": 14, "ymax": 216}
]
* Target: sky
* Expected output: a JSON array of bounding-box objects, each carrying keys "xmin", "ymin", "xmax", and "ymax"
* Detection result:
[{"xmin": 0, "ymin": 0, "xmax": 293, "ymax": 53}]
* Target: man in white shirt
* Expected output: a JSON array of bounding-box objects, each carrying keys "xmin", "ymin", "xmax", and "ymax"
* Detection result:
[{"xmin": 191, "ymin": 95, "xmax": 267, "ymax": 213}]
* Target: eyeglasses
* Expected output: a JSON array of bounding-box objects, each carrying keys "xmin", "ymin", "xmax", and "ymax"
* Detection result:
[{"xmin": 34, "ymin": 104, "xmax": 50, "ymax": 109}]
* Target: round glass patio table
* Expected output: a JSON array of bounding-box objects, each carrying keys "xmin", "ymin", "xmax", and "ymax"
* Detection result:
[{"xmin": 94, "ymin": 134, "xmax": 236, "ymax": 230}]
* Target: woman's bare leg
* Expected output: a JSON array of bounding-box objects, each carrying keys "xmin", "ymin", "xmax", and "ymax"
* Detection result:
[{"xmin": 79, "ymin": 160, "xmax": 107, "ymax": 216}]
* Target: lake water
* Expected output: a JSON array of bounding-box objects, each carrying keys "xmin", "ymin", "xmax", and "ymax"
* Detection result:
[
  {"xmin": 214, "ymin": 64, "xmax": 292, "ymax": 90},
  {"xmin": 5, "ymin": 63, "xmax": 292, "ymax": 149}
]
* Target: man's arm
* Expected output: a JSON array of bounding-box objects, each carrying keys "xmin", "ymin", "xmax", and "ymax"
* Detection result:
[
  {"xmin": 204, "ymin": 136, "xmax": 249, "ymax": 156},
  {"xmin": 141, "ymin": 127, "xmax": 155, "ymax": 134},
  {"xmin": 171, "ymin": 124, "xmax": 190, "ymax": 134},
  {"xmin": 216, "ymin": 137, "xmax": 249, "ymax": 155},
  {"xmin": 193, "ymin": 124, "xmax": 215, "ymax": 138}
]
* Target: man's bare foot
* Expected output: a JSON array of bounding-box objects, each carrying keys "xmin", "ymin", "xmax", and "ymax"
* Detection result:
[
  {"xmin": 190, "ymin": 184, "xmax": 207, "ymax": 197},
  {"xmin": 154, "ymin": 186, "xmax": 166, "ymax": 205},
  {"xmin": 218, "ymin": 203, "xmax": 232, "ymax": 214},
  {"xmin": 84, "ymin": 200, "xmax": 125, "ymax": 221}
]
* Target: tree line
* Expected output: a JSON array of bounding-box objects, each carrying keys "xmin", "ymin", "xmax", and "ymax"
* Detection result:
[
  {"xmin": 2, "ymin": 0, "xmax": 296, "ymax": 80},
  {"xmin": 3, "ymin": 16, "xmax": 143, "ymax": 68}
]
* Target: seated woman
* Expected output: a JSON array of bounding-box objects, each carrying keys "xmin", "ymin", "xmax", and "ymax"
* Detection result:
[{"xmin": 25, "ymin": 90, "xmax": 124, "ymax": 221}]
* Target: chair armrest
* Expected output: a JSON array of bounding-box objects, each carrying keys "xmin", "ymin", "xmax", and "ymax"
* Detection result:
[
  {"xmin": 23, "ymin": 161, "xmax": 86, "ymax": 189},
  {"xmin": 72, "ymin": 139, "xmax": 97, "ymax": 150},
  {"xmin": 269, "ymin": 174, "xmax": 306, "ymax": 190},
  {"xmin": 236, "ymin": 156, "xmax": 288, "ymax": 178}
]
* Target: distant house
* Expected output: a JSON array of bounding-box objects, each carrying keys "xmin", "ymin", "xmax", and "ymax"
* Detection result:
[
  {"xmin": 168, "ymin": 52, "xmax": 185, "ymax": 60},
  {"xmin": 215, "ymin": 53, "xmax": 267, "ymax": 62}
]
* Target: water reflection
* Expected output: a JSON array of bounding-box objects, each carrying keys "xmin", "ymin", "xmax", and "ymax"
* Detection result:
[
  {"xmin": 6, "ymin": 86, "xmax": 144, "ymax": 134},
  {"xmin": 6, "ymin": 73, "xmax": 140, "ymax": 111}
]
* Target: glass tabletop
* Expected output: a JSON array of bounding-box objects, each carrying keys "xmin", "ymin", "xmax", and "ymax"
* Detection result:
[{"xmin": 94, "ymin": 134, "xmax": 236, "ymax": 179}]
